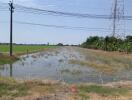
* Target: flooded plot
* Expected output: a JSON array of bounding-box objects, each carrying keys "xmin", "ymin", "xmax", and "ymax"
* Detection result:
[{"xmin": 0, "ymin": 47, "xmax": 132, "ymax": 84}]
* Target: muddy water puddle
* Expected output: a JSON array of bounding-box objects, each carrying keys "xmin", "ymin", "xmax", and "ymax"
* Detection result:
[{"xmin": 0, "ymin": 47, "xmax": 132, "ymax": 84}]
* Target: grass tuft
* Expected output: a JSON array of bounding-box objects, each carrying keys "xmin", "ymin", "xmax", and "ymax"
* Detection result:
[
  {"xmin": 0, "ymin": 55, "xmax": 19, "ymax": 65},
  {"xmin": 77, "ymin": 85, "xmax": 128, "ymax": 96}
]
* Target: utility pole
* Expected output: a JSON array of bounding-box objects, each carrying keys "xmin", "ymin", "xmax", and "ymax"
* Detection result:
[
  {"xmin": 111, "ymin": 0, "xmax": 125, "ymax": 38},
  {"xmin": 105, "ymin": 36, "xmax": 108, "ymax": 51},
  {"xmin": 110, "ymin": 0, "xmax": 125, "ymax": 51},
  {"xmin": 9, "ymin": 0, "xmax": 14, "ymax": 56},
  {"xmin": 112, "ymin": 0, "xmax": 117, "ymax": 37}
]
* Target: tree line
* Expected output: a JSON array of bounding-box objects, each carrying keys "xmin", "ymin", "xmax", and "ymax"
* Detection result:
[{"xmin": 81, "ymin": 35, "xmax": 132, "ymax": 53}]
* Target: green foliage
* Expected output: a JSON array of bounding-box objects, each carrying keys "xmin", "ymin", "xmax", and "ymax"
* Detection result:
[
  {"xmin": 0, "ymin": 83, "xmax": 28, "ymax": 97},
  {"xmin": 78, "ymin": 85, "xmax": 128, "ymax": 96},
  {"xmin": 81, "ymin": 35, "xmax": 132, "ymax": 53}
]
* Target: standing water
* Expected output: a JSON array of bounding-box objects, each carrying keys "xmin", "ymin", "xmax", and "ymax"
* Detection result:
[{"xmin": 0, "ymin": 47, "xmax": 132, "ymax": 84}]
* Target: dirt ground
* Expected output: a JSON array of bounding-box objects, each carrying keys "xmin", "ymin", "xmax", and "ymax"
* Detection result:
[
  {"xmin": 0, "ymin": 81, "xmax": 130, "ymax": 100},
  {"xmin": 21, "ymin": 82, "xmax": 132, "ymax": 100}
]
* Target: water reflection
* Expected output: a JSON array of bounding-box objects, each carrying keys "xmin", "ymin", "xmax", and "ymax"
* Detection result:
[
  {"xmin": 10, "ymin": 64, "xmax": 13, "ymax": 77},
  {"xmin": 0, "ymin": 47, "xmax": 132, "ymax": 84},
  {"xmin": 0, "ymin": 64, "xmax": 13, "ymax": 77}
]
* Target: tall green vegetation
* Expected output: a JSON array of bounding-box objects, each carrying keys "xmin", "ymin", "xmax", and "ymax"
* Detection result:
[{"xmin": 81, "ymin": 35, "xmax": 132, "ymax": 53}]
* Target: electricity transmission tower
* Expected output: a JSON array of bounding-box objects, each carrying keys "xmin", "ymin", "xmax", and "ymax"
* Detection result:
[
  {"xmin": 9, "ymin": 0, "xmax": 14, "ymax": 56},
  {"xmin": 111, "ymin": 0, "xmax": 125, "ymax": 38}
]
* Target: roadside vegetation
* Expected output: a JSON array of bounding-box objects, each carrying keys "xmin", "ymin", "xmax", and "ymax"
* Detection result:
[
  {"xmin": 81, "ymin": 35, "xmax": 132, "ymax": 53},
  {"xmin": 0, "ymin": 77, "xmax": 132, "ymax": 100},
  {"xmin": 76, "ymin": 84, "xmax": 129, "ymax": 99},
  {"xmin": 0, "ymin": 54, "xmax": 18, "ymax": 65}
]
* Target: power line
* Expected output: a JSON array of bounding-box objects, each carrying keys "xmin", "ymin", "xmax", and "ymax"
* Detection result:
[
  {"xmin": 1, "ymin": 20, "xmax": 132, "ymax": 32},
  {"xmin": 0, "ymin": 2, "xmax": 132, "ymax": 32},
  {"xmin": 12, "ymin": 21, "xmax": 132, "ymax": 32},
  {"xmin": 13, "ymin": 4, "xmax": 132, "ymax": 20},
  {"xmin": 15, "ymin": 5, "xmax": 111, "ymax": 19},
  {"xmin": 0, "ymin": 1, "xmax": 114, "ymax": 11},
  {"xmin": 14, "ymin": 4, "xmax": 132, "ymax": 20},
  {"xmin": 0, "ymin": 3, "xmax": 125, "ymax": 20},
  {"xmin": 14, "ymin": 21, "xmax": 111, "ymax": 32},
  {"xmin": 1, "ymin": 2, "xmax": 132, "ymax": 20}
]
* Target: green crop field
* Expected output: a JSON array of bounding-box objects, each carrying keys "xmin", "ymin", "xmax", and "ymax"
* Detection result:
[
  {"xmin": 0, "ymin": 44, "xmax": 57, "ymax": 65},
  {"xmin": 0, "ymin": 45, "xmax": 56, "ymax": 54}
]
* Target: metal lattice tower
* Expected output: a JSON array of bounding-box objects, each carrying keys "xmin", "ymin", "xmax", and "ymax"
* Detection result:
[{"xmin": 111, "ymin": 0, "xmax": 125, "ymax": 38}]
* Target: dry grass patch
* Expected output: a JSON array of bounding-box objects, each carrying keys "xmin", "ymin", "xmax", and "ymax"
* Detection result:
[
  {"xmin": 71, "ymin": 47, "xmax": 132, "ymax": 74},
  {"xmin": 0, "ymin": 77, "xmax": 132, "ymax": 100},
  {"xmin": 0, "ymin": 54, "xmax": 19, "ymax": 65},
  {"xmin": 73, "ymin": 81, "xmax": 132, "ymax": 100},
  {"xmin": 70, "ymin": 59, "xmax": 117, "ymax": 74}
]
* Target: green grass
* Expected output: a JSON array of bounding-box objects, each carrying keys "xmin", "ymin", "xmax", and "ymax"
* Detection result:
[
  {"xmin": 0, "ymin": 77, "xmax": 28, "ymax": 98},
  {"xmin": 0, "ymin": 55, "xmax": 19, "ymax": 65},
  {"xmin": 0, "ymin": 77, "xmax": 66, "ymax": 99},
  {"xmin": 76, "ymin": 84, "xmax": 128, "ymax": 99},
  {"xmin": 0, "ymin": 45, "xmax": 56, "ymax": 54},
  {"xmin": 78, "ymin": 85, "xmax": 127, "ymax": 95},
  {"xmin": 0, "ymin": 45, "xmax": 57, "ymax": 65},
  {"xmin": 0, "ymin": 83, "xmax": 28, "ymax": 97}
]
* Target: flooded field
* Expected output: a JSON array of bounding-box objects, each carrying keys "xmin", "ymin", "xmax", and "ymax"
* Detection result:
[{"xmin": 0, "ymin": 47, "xmax": 132, "ymax": 84}]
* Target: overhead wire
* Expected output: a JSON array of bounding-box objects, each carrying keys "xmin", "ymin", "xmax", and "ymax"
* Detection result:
[
  {"xmin": 14, "ymin": 21, "xmax": 112, "ymax": 32},
  {"xmin": 14, "ymin": 4, "xmax": 132, "ymax": 20},
  {"xmin": 0, "ymin": 2, "xmax": 132, "ymax": 20},
  {"xmin": 1, "ymin": 20, "xmax": 130, "ymax": 32},
  {"xmin": 0, "ymin": 2, "xmax": 132, "ymax": 33},
  {"xmin": 0, "ymin": 20, "xmax": 112, "ymax": 32}
]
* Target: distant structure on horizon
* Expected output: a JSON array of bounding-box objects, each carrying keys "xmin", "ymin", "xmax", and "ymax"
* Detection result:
[{"xmin": 111, "ymin": 0, "xmax": 125, "ymax": 39}]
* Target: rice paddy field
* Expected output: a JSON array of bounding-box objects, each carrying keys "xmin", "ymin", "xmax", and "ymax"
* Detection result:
[
  {"xmin": 0, "ymin": 45, "xmax": 56, "ymax": 65},
  {"xmin": 0, "ymin": 45, "xmax": 56, "ymax": 55}
]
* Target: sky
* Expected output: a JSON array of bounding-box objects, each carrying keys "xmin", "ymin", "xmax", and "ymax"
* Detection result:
[{"xmin": 0, "ymin": 0, "xmax": 132, "ymax": 44}]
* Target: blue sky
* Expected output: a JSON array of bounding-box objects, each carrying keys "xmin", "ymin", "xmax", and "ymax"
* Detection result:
[{"xmin": 0, "ymin": 0, "xmax": 132, "ymax": 44}]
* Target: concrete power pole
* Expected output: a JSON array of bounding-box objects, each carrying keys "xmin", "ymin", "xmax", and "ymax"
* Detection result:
[{"xmin": 9, "ymin": 0, "xmax": 14, "ymax": 56}]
